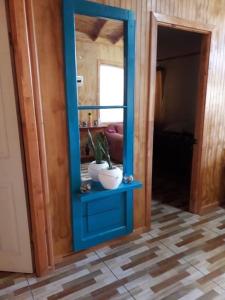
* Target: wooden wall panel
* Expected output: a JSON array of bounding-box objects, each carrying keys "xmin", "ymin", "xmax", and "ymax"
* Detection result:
[
  {"xmin": 31, "ymin": 0, "xmax": 225, "ymax": 258},
  {"xmin": 31, "ymin": 0, "xmax": 72, "ymax": 257},
  {"xmin": 147, "ymin": 0, "xmax": 225, "ymax": 212},
  {"xmin": 9, "ymin": 0, "xmax": 51, "ymax": 274}
]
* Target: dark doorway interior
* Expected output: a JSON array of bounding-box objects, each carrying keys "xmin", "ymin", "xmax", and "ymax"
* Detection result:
[{"xmin": 152, "ymin": 26, "xmax": 203, "ymax": 210}]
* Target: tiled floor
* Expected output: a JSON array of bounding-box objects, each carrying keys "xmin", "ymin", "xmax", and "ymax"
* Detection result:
[
  {"xmin": 152, "ymin": 170, "xmax": 191, "ymax": 211},
  {"xmin": 2, "ymin": 201, "xmax": 225, "ymax": 299}
]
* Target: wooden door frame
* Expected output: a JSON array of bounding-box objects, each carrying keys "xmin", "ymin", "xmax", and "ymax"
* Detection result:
[
  {"xmin": 7, "ymin": 0, "xmax": 54, "ymax": 276},
  {"xmin": 146, "ymin": 12, "xmax": 213, "ymax": 226}
]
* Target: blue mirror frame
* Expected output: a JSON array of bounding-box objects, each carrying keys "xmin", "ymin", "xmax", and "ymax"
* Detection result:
[{"xmin": 63, "ymin": 0, "xmax": 138, "ymax": 250}]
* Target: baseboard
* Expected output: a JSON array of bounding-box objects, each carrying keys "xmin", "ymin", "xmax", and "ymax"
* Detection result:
[{"xmin": 199, "ymin": 201, "xmax": 221, "ymax": 215}]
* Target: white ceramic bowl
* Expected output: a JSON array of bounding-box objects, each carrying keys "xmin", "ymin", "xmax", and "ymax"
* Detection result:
[
  {"xmin": 88, "ymin": 161, "xmax": 108, "ymax": 181},
  {"xmin": 98, "ymin": 167, "xmax": 122, "ymax": 189}
]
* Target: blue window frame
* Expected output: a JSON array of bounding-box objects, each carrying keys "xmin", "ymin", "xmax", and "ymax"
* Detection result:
[{"xmin": 63, "ymin": 0, "xmax": 141, "ymax": 251}]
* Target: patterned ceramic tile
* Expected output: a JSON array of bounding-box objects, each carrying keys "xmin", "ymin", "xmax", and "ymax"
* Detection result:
[
  {"xmin": 0, "ymin": 273, "xmax": 33, "ymax": 299},
  {"xmin": 3, "ymin": 201, "xmax": 225, "ymax": 299}
]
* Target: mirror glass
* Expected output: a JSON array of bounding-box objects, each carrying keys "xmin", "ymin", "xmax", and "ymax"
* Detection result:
[
  {"xmin": 75, "ymin": 14, "xmax": 125, "ymax": 182},
  {"xmin": 75, "ymin": 14, "xmax": 124, "ymax": 108},
  {"xmin": 79, "ymin": 109, "xmax": 124, "ymax": 182}
]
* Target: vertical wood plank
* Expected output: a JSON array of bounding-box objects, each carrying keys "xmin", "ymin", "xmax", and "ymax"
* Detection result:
[
  {"xmin": 25, "ymin": 0, "xmax": 54, "ymax": 268},
  {"xmin": 145, "ymin": 12, "xmax": 158, "ymax": 227},
  {"xmin": 31, "ymin": 0, "xmax": 72, "ymax": 257},
  {"xmin": 17, "ymin": 0, "xmax": 225, "ymax": 259},
  {"xmin": 8, "ymin": 0, "xmax": 50, "ymax": 275}
]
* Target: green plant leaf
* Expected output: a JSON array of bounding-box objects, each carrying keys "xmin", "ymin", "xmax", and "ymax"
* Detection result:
[
  {"xmin": 87, "ymin": 130, "xmax": 112, "ymax": 167},
  {"xmin": 87, "ymin": 130, "xmax": 103, "ymax": 164}
]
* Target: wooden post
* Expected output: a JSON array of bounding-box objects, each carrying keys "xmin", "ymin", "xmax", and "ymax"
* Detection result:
[{"xmin": 8, "ymin": 0, "xmax": 53, "ymax": 276}]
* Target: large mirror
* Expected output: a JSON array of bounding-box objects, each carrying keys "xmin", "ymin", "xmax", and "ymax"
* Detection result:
[
  {"xmin": 63, "ymin": 0, "xmax": 137, "ymax": 251},
  {"xmin": 75, "ymin": 15, "xmax": 124, "ymax": 181}
]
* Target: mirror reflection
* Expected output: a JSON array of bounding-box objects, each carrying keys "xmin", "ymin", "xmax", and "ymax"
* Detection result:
[
  {"xmin": 75, "ymin": 14, "xmax": 124, "ymax": 108},
  {"xmin": 79, "ymin": 110, "xmax": 124, "ymax": 182},
  {"xmin": 75, "ymin": 15, "xmax": 124, "ymax": 182}
]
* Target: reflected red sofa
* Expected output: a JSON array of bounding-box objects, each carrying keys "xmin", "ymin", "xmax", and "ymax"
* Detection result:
[{"xmin": 104, "ymin": 123, "xmax": 123, "ymax": 163}]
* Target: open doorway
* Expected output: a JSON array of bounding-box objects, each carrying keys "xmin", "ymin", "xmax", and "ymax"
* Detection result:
[
  {"xmin": 146, "ymin": 13, "xmax": 212, "ymax": 221},
  {"xmin": 152, "ymin": 26, "xmax": 202, "ymax": 210}
]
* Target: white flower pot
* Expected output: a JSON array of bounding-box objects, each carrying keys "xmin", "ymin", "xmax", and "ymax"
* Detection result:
[
  {"xmin": 98, "ymin": 167, "xmax": 122, "ymax": 190},
  {"xmin": 88, "ymin": 161, "xmax": 108, "ymax": 181}
]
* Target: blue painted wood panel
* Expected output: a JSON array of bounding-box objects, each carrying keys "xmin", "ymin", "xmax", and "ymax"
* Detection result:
[
  {"xmin": 78, "ymin": 105, "xmax": 127, "ymax": 110},
  {"xmin": 80, "ymin": 192, "xmax": 133, "ymax": 250},
  {"xmin": 78, "ymin": 181, "xmax": 142, "ymax": 202},
  {"xmin": 85, "ymin": 193, "xmax": 125, "ymax": 233},
  {"xmin": 87, "ymin": 209, "xmax": 124, "ymax": 233},
  {"xmin": 63, "ymin": 0, "xmax": 139, "ymax": 251},
  {"xmin": 86, "ymin": 195, "xmax": 121, "ymax": 215}
]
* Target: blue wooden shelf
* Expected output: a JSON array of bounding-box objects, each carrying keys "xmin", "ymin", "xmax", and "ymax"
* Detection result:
[
  {"xmin": 78, "ymin": 180, "xmax": 142, "ymax": 202},
  {"xmin": 78, "ymin": 105, "xmax": 127, "ymax": 110}
]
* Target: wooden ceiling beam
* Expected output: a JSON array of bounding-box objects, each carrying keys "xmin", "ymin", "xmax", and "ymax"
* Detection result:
[
  {"xmin": 110, "ymin": 28, "xmax": 124, "ymax": 44},
  {"xmin": 111, "ymin": 31, "xmax": 123, "ymax": 44},
  {"xmin": 91, "ymin": 19, "xmax": 107, "ymax": 41}
]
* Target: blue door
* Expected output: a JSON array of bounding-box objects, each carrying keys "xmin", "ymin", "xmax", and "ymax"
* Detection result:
[{"xmin": 63, "ymin": 0, "xmax": 141, "ymax": 251}]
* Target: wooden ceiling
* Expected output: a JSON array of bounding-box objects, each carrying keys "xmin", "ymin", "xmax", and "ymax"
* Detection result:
[{"xmin": 75, "ymin": 15, "xmax": 124, "ymax": 44}]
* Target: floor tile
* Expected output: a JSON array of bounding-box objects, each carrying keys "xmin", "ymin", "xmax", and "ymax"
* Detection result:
[
  {"xmin": 0, "ymin": 273, "xmax": 32, "ymax": 299},
  {"xmin": 29, "ymin": 260, "xmax": 118, "ymax": 300},
  {"xmin": 3, "ymin": 201, "xmax": 225, "ymax": 299}
]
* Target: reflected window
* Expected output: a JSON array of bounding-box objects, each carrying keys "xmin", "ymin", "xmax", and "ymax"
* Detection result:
[{"xmin": 99, "ymin": 64, "xmax": 124, "ymax": 123}]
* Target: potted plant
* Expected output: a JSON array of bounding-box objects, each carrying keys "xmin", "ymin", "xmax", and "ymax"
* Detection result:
[
  {"xmin": 87, "ymin": 130, "xmax": 108, "ymax": 181},
  {"xmin": 97, "ymin": 133, "xmax": 122, "ymax": 190}
]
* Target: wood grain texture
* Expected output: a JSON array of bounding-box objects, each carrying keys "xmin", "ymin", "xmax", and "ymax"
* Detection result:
[
  {"xmin": 28, "ymin": 0, "xmax": 225, "ymax": 259},
  {"xmin": 8, "ymin": 0, "xmax": 50, "ymax": 275},
  {"xmin": 25, "ymin": 0, "xmax": 54, "ymax": 269},
  {"xmin": 147, "ymin": 1, "xmax": 225, "ymax": 214},
  {"xmin": 31, "ymin": 0, "xmax": 72, "ymax": 257},
  {"xmin": 75, "ymin": 15, "xmax": 124, "ymax": 43},
  {"xmin": 145, "ymin": 11, "xmax": 158, "ymax": 228},
  {"xmin": 190, "ymin": 33, "xmax": 211, "ymax": 213}
]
